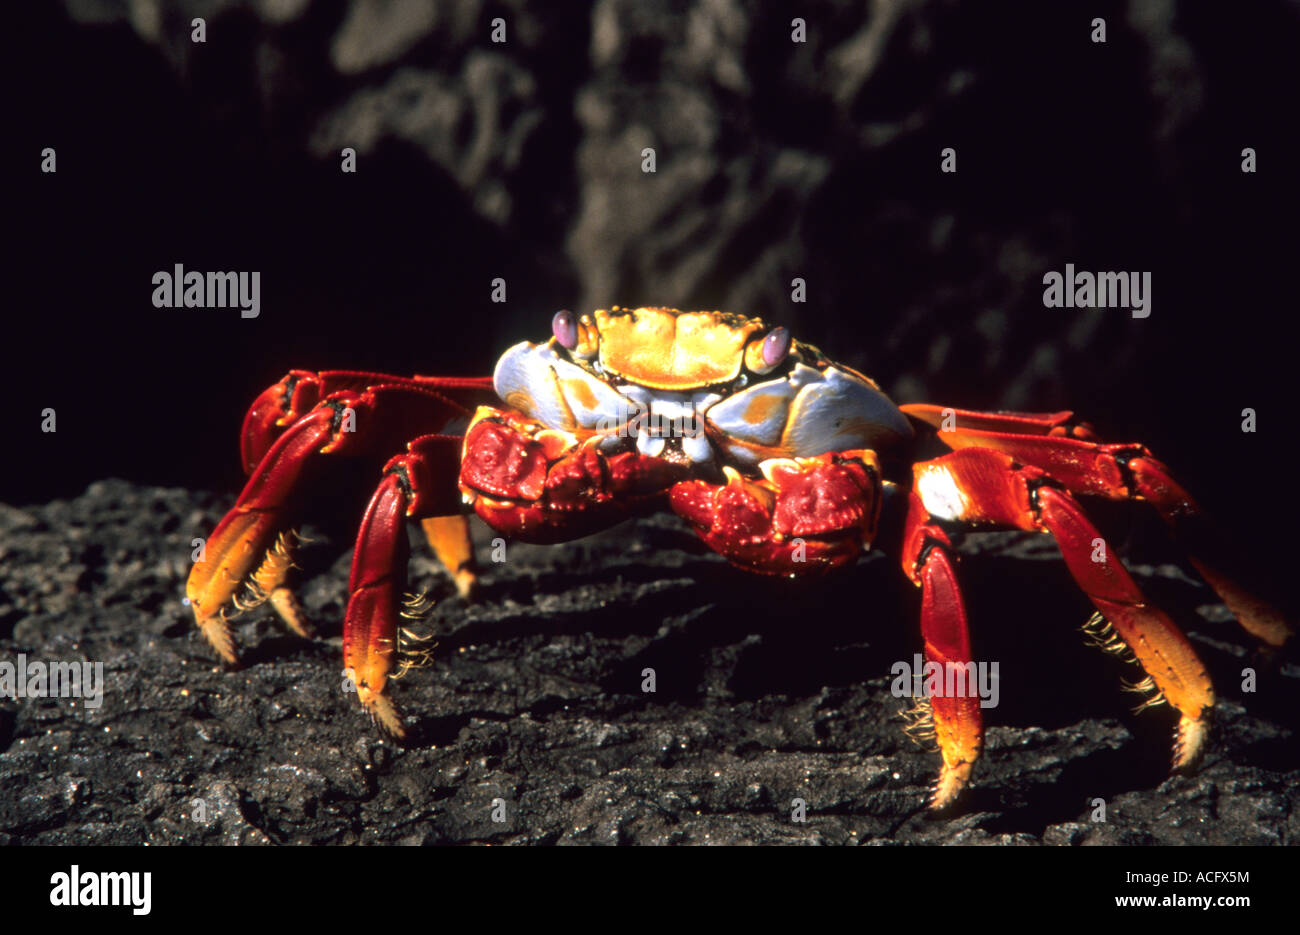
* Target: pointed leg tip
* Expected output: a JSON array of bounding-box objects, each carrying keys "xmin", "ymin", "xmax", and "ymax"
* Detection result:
[
  {"xmin": 196, "ymin": 614, "xmax": 241, "ymax": 666},
  {"xmin": 1173, "ymin": 715, "xmax": 1208, "ymax": 771},
  {"xmin": 927, "ymin": 761, "xmax": 972, "ymax": 811},
  {"xmin": 269, "ymin": 586, "xmax": 315, "ymax": 638},
  {"xmin": 360, "ymin": 690, "xmax": 407, "ymax": 738},
  {"xmin": 453, "ymin": 571, "xmax": 478, "ymax": 601}
]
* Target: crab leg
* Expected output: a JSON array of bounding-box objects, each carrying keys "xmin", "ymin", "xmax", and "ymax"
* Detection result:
[
  {"xmin": 903, "ymin": 404, "xmax": 1291, "ymax": 647},
  {"xmin": 900, "ymin": 404, "xmax": 1100, "ymax": 441},
  {"xmin": 912, "ymin": 447, "xmax": 1215, "ymax": 768},
  {"xmin": 345, "ymin": 435, "xmax": 466, "ymax": 735},
  {"xmin": 344, "ymin": 406, "xmax": 692, "ymax": 730},
  {"xmin": 900, "ymin": 492, "xmax": 982, "ymax": 809},
  {"xmin": 187, "ymin": 381, "xmax": 489, "ymax": 664},
  {"xmin": 190, "ymin": 401, "xmax": 343, "ymax": 662},
  {"xmin": 420, "ymin": 515, "xmax": 477, "ymax": 599},
  {"xmin": 239, "ymin": 370, "xmax": 493, "ymax": 474},
  {"xmin": 244, "ymin": 528, "xmax": 313, "ymax": 638}
]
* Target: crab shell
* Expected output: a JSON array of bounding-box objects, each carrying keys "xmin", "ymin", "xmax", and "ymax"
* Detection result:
[{"xmin": 492, "ymin": 306, "xmax": 913, "ymax": 469}]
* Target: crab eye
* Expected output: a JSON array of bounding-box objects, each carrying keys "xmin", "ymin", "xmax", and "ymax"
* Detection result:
[
  {"xmin": 552, "ymin": 310, "xmax": 578, "ymax": 350},
  {"xmin": 761, "ymin": 327, "xmax": 791, "ymax": 369}
]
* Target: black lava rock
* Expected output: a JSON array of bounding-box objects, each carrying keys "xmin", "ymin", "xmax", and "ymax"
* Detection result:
[{"xmin": 1, "ymin": 479, "xmax": 1294, "ymax": 844}]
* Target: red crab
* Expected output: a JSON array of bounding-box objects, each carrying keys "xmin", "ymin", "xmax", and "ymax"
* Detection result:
[{"xmin": 186, "ymin": 307, "xmax": 1290, "ymax": 808}]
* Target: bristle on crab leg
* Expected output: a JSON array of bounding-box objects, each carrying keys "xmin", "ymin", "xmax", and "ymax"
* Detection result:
[
  {"xmin": 243, "ymin": 529, "xmax": 314, "ymax": 637},
  {"xmin": 914, "ymin": 447, "xmax": 1215, "ymax": 771},
  {"xmin": 900, "ymin": 493, "xmax": 983, "ymax": 810},
  {"xmin": 920, "ymin": 551, "xmax": 983, "ymax": 809},
  {"xmin": 343, "ymin": 434, "xmax": 468, "ymax": 736},
  {"xmin": 187, "ymin": 401, "xmax": 349, "ymax": 662},
  {"xmin": 345, "ymin": 470, "xmax": 412, "ymax": 736},
  {"xmin": 904, "ymin": 404, "xmax": 1292, "ymax": 650}
]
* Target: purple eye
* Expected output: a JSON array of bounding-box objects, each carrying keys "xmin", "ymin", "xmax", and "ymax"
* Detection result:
[
  {"xmin": 761, "ymin": 327, "xmax": 791, "ymax": 369},
  {"xmin": 552, "ymin": 310, "xmax": 578, "ymax": 350}
]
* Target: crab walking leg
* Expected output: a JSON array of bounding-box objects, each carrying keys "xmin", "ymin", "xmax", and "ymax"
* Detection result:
[
  {"xmin": 346, "ymin": 471, "xmax": 408, "ymax": 734},
  {"xmin": 187, "ymin": 384, "xmax": 483, "ymax": 663},
  {"xmin": 350, "ymin": 407, "xmax": 693, "ymax": 732},
  {"xmin": 240, "ymin": 370, "xmax": 495, "ymax": 475},
  {"xmin": 899, "ymin": 492, "xmax": 982, "ymax": 809},
  {"xmin": 668, "ymin": 450, "xmax": 883, "ymax": 574},
  {"xmin": 345, "ymin": 436, "xmax": 466, "ymax": 735},
  {"xmin": 189, "ymin": 405, "xmax": 342, "ymax": 662},
  {"xmin": 245, "ymin": 529, "xmax": 313, "ymax": 638},
  {"xmin": 421, "ymin": 515, "xmax": 477, "ymax": 599},
  {"xmin": 900, "ymin": 404, "xmax": 1100, "ymax": 441},
  {"xmin": 914, "ymin": 447, "xmax": 1215, "ymax": 767},
  {"xmin": 904, "ymin": 404, "xmax": 1291, "ymax": 647}
]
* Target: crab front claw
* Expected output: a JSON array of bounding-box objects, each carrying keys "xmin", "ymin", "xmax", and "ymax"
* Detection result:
[
  {"xmin": 458, "ymin": 408, "xmax": 689, "ymax": 542},
  {"xmin": 668, "ymin": 450, "xmax": 883, "ymax": 574}
]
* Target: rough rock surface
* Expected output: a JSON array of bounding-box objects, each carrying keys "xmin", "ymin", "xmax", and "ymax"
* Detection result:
[{"xmin": 1, "ymin": 480, "xmax": 1294, "ymax": 844}]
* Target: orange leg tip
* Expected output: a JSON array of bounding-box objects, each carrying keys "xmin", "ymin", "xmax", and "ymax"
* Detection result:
[
  {"xmin": 196, "ymin": 613, "xmax": 240, "ymax": 665},
  {"xmin": 421, "ymin": 515, "xmax": 479, "ymax": 600},
  {"xmin": 1173, "ymin": 715, "xmax": 1208, "ymax": 771},
  {"xmin": 268, "ymin": 586, "xmax": 314, "ymax": 638},
  {"xmin": 359, "ymin": 688, "xmax": 406, "ymax": 738},
  {"xmin": 451, "ymin": 568, "xmax": 478, "ymax": 600},
  {"xmin": 928, "ymin": 760, "xmax": 974, "ymax": 811}
]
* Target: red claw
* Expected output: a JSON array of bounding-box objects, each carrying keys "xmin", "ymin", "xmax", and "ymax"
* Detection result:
[{"xmin": 669, "ymin": 453, "xmax": 881, "ymax": 575}]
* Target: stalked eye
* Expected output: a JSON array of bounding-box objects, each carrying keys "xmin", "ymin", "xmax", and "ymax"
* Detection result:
[
  {"xmin": 552, "ymin": 310, "xmax": 578, "ymax": 350},
  {"xmin": 760, "ymin": 327, "xmax": 791, "ymax": 369}
]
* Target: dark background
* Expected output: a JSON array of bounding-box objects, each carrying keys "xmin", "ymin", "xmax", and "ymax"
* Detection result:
[
  {"xmin": 8, "ymin": 0, "xmax": 1299, "ymax": 585},
  {"xmin": 2, "ymin": 1, "xmax": 1299, "ymax": 848}
]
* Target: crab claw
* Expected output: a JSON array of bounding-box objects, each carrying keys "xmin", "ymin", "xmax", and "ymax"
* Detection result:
[{"xmin": 669, "ymin": 452, "xmax": 881, "ymax": 575}]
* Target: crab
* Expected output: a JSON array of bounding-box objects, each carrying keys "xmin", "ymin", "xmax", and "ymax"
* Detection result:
[{"xmin": 186, "ymin": 306, "xmax": 1290, "ymax": 808}]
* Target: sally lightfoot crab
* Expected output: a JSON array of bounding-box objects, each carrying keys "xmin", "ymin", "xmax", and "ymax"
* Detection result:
[{"xmin": 186, "ymin": 307, "xmax": 1290, "ymax": 808}]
